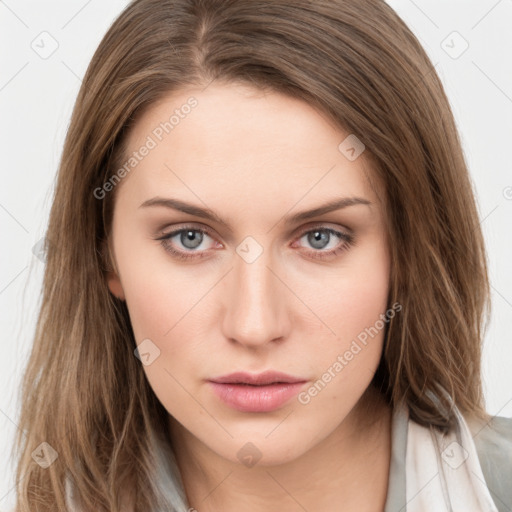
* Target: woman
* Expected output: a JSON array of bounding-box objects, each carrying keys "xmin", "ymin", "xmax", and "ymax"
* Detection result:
[{"xmin": 13, "ymin": 0, "xmax": 512, "ymax": 511}]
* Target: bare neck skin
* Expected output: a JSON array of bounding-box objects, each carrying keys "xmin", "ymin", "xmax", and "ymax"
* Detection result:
[{"xmin": 169, "ymin": 386, "xmax": 392, "ymax": 512}]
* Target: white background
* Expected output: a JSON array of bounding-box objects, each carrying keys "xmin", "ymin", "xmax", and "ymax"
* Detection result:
[{"xmin": 1, "ymin": 1, "xmax": 511, "ymax": 509}]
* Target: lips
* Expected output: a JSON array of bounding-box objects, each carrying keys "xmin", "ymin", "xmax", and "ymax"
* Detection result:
[
  {"xmin": 209, "ymin": 370, "xmax": 306, "ymax": 386},
  {"xmin": 207, "ymin": 371, "xmax": 308, "ymax": 412}
]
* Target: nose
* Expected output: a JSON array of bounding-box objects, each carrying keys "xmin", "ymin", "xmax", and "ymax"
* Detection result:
[{"xmin": 221, "ymin": 250, "xmax": 291, "ymax": 349}]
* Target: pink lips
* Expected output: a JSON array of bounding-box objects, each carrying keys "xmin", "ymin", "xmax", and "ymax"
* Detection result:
[{"xmin": 208, "ymin": 371, "xmax": 307, "ymax": 412}]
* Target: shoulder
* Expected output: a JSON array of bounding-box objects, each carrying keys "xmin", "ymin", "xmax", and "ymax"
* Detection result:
[{"xmin": 467, "ymin": 413, "xmax": 512, "ymax": 512}]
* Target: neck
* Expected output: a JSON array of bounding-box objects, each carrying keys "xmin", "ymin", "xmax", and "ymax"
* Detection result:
[{"xmin": 170, "ymin": 386, "xmax": 392, "ymax": 512}]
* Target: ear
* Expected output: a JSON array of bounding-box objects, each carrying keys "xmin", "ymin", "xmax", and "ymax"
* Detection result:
[
  {"xmin": 102, "ymin": 238, "xmax": 126, "ymax": 301},
  {"xmin": 107, "ymin": 270, "xmax": 126, "ymax": 301}
]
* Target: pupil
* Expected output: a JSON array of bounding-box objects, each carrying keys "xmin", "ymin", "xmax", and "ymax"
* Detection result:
[
  {"xmin": 182, "ymin": 230, "xmax": 202, "ymax": 249},
  {"xmin": 309, "ymin": 230, "xmax": 328, "ymax": 249}
]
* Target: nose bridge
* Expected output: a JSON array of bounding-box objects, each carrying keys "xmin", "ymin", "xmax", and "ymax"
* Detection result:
[{"xmin": 222, "ymin": 245, "xmax": 288, "ymax": 347}]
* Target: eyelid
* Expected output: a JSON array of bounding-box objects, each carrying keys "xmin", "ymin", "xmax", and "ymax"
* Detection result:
[
  {"xmin": 155, "ymin": 222, "xmax": 218, "ymax": 242},
  {"xmin": 156, "ymin": 221, "xmax": 352, "ymax": 243},
  {"xmin": 293, "ymin": 221, "xmax": 353, "ymax": 236}
]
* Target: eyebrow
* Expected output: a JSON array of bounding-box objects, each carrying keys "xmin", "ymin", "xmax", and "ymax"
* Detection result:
[{"xmin": 139, "ymin": 196, "xmax": 371, "ymax": 227}]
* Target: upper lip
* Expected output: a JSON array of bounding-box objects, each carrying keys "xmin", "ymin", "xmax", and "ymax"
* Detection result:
[{"xmin": 209, "ymin": 371, "xmax": 306, "ymax": 386}]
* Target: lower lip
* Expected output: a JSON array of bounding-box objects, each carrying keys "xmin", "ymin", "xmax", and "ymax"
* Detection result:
[{"xmin": 208, "ymin": 381, "xmax": 306, "ymax": 412}]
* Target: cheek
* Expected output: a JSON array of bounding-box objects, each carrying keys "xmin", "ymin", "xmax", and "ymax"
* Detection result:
[
  {"xmin": 118, "ymin": 261, "xmax": 209, "ymax": 418},
  {"xmin": 121, "ymin": 264, "xmax": 204, "ymax": 358},
  {"xmin": 296, "ymin": 271, "xmax": 390, "ymax": 423},
  {"xmin": 112, "ymin": 222, "xmax": 198, "ymax": 343},
  {"xmin": 116, "ymin": 237, "xmax": 219, "ymax": 385},
  {"xmin": 308, "ymin": 235, "xmax": 390, "ymax": 347},
  {"xmin": 298, "ymin": 237, "xmax": 390, "ymax": 392}
]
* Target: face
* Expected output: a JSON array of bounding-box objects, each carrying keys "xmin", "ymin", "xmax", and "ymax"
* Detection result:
[{"xmin": 107, "ymin": 82, "xmax": 391, "ymax": 466}]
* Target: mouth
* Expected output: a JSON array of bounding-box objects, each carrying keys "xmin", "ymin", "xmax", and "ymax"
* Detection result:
[
  {"xmin": 209, "ymin": 370, "xmax": 306, "ymax": 386},
  {"xmin": 208, "ymin": 371, "xmax": 307, "ymax": 412}
]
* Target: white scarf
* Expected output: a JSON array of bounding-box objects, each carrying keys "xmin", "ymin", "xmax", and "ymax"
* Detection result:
[{"xmin": 404, "ymin": 403, "xmax": 498, "ymax": 511}]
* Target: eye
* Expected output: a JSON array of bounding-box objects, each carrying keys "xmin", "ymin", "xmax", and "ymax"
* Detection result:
[
  {"xmin": 156, "ymin": 226, "xmax": 219, "ymax": 261},
  {"xmin": 292, "ymin": 226, "xmax": 354, "ymax": 260}
]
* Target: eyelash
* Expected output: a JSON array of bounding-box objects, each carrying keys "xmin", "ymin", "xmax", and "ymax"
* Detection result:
[{"xmin": 155, "ymin": 225, "xmax": 355, "ymax": 262}]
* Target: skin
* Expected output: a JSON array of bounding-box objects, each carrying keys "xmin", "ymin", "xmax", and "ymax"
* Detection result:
[{"xmin": 107, "ymin": 82, "xmax": 392, "ymax": 512}]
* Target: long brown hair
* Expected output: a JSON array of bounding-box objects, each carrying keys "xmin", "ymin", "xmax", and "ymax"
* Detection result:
[{"xmin": 14, "ymin": 0, "xmax": 491, "ymax": 510}]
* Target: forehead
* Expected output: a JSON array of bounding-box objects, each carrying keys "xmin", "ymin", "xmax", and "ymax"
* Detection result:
[{"xmin": 118, "ymin": 82, "xmax": 383, "ymax": 217}]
